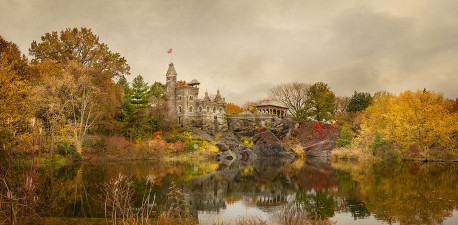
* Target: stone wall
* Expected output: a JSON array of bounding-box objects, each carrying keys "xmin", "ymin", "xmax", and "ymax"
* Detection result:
[{"xmin": 226, "ymin": 114, "xmax": 279, "ymax": 131}]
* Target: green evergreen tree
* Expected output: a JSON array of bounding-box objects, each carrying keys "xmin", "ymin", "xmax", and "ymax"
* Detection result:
[
  {"xmin": 117, "ymin": 76, "xmax": 167, "ymax": 140},
  {"xmin": 117, "ymin": 77, "xmax": 135, "ymax": 121},
  {"xmin": 347, "ymin": 91, "xmax": 372, "ymax": 113},
  {"xmin": 130, "ymin": 75, "xmax": 152, "ymax": 108}
]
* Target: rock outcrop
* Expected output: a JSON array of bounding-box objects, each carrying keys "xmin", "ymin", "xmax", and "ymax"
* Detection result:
[
  {"xmin": 198, "ymin": 119, "xmax": 342, "ymax": 161},
  {"xmin": 291, "ymin": 122, "xmax": 341, "ymax": 158}
]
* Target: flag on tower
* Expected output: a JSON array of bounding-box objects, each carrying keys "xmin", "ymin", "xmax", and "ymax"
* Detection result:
[{"xmin": 167, "ymin": 48, "xmax": 172, "ymax": 54}]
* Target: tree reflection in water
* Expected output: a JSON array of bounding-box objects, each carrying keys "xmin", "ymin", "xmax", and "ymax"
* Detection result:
[
  {"xmin": 7, "ymin": 158, "xmax": 457, "ymax": 224},
  {"xmin": 332, "ymin": 161, "xmax": 458, "ymax": 224}
]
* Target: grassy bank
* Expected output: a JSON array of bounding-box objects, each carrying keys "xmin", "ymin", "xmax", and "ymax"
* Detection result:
[{"xmin": 332, "ymin": 144, "xmax": 458, "ymax": 163}]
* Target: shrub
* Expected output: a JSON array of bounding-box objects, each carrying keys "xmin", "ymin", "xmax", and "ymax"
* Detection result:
[
  {"xmin": 57, "ymin": 142, "xmax": 82, "ymax": 161},
  {"xmin": 241, "ymin": 137, "xmax": 254, "ymax": 146},
  {"xmin": 372, "ymin": 132, "xmax": 386, "ymax": 152},
  {"xmin": 57, "ymin": 142, "xmax": 76, "ymax": 156},
  {"xmin": 291, "ymin": 144, "xmax": 306, "ymax": 158},
  {"xmin": 82, "ymin": 135, "xmax": 106, "ymax": 153},
  {"xmin": 105, "ymin": 135, "xmax": 132, "ymax": 155},
  {"xmin": 336, "ymin": 126, "xmax": 353, "ymax": 147},
  {"xmin": 184, "ymin": 136, "xmax": 206, "ymax": 152}
]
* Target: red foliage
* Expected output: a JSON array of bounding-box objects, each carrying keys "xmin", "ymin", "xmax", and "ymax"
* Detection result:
[
  {"xmin": 169, "ymin": 141, "xmax": 185, "ymax": 153},
  {"xmin": 151, "ymin": 131, "xmax": 166, "ymax": 143},
  {"xmin": 258, "ymin": 127, "xmax": 269, "ymax": 133},
  {"xmin": 312, "ymin": 123, "xmax": 328, "ymax": 141},
  {"xmin": 283, "ymin": 136, "xmax": 299, "ymax": 145},
  {"xmin": 176, "ymin": 80, "xmax": 187, "ymax": 86},
  {"xmin": 290, "ymin": 122, "xmax": 341, "ymax": 152}
]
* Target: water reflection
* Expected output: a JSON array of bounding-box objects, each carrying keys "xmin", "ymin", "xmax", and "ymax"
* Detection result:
[{"xmin": 22, "ymin": 159, "xmax": 458, "ymax": 224}]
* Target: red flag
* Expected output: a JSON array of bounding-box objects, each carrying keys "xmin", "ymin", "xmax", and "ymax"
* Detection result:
[{"xmin": 167, "ymin": 48, "xmax": 172, "ymax": 54}]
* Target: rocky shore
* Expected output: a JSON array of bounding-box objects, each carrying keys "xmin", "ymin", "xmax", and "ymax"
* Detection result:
[{"xmin": 191, "ymin": 118, "xmax": 342, "ymax": 164}]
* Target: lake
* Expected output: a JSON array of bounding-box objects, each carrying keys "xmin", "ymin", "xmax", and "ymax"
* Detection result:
[{"xmin": 5, "ymin": 158, "xmax": 458, "ymax": 224}]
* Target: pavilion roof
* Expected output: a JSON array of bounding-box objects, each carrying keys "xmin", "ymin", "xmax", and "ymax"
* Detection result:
[{"xmin": 256, "ymin": 100, "xmax": 288, "ymax": 109}]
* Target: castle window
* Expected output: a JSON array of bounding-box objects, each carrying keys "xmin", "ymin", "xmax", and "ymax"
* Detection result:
[
  {"xmin": 199, "ymin": 107, "xmax": 202, "ymax": 112},
  {"xmin": 178, "ymin": 106, "xmax": 182, "ymax": 113},
  {"xmin": 213, "ymin": 107, "xmax": 216, "ymax": 113},
  {"xmin": 219, "ymin": 108, "xmax": 222, "ymax": 113},
  {"xmin": 207, "ymin": 107, "xmax": 210, "ymax": 112},
  {"xmin": 189, "ymin": 96, "xmax": 193, "ymax": 101},
  {"xmin": 178, "ymin": 95, "xmax": 182, "ymax": 101},
  {"xmin": 189, "ymin": 106, "xmax": 193, "ymax": 112}
]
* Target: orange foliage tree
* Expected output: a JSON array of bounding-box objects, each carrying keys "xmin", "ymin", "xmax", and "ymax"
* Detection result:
[{"xmin": 225, "ymin": 103, "xmax": 243, "ymax": 115}]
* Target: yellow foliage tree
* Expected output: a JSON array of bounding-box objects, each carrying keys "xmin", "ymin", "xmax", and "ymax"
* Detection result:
[
  {"xmin": 0, "ymin": 55, "xmax": 33, "ymax": 141},
  {"xmin": 361, "ymin": 90, "xmax": 458, "ymax": 153}
]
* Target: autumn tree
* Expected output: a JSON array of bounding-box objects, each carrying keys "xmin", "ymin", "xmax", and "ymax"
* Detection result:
[
  {"xmin": 335, "ymin": 96, "xmax": 350, "ymax": 114},
  {"xmin": 295, "ymin": 82, "xmax": 336, "ymax": 122},
  {"xmin": 0, "ymin": 37, "xmax": 35, "ymax": 148},
  {"xmin": 36, "ymin": 61, "xmax": 122, "ymax": 152},
  {"xmin": 225, "ymin": 103, "xmax": 244, "ymax": 115},
  {"xmin": 29, "ymin": 27, "xmax": 130, "ymax": 79},
  {"xmin": 347, "ymin": 91, "xmax": 372, "ymax": 113},
  {"xmin": 269, "ymin": 82, "xmax": 310, "ymax": 117},
  {"xmin": 332, "ymin": 95, "xmax": 366, "ymax": 131},
  {"xmin": 361, "ymin": 90, "xmax": 458, "ymax": 154},
  {"xmin": 0, "ymin": 35, "xmax": 27, "ymax": 66},
  {"xmin": 0, "ymin": 55, "xmax": 33, "ymax": 143}
]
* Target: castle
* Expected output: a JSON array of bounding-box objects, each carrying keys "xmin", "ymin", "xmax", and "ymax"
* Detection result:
[
  {"xmin": 165, "ymin": 63, "xmax": 287, "ymax": 133},
  {"xmin": 165, "ymin": 63, "xmax": 228, "ymax": 132}
]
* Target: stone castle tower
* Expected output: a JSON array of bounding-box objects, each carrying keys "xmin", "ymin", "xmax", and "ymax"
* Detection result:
[
  {"xmin": 165, "ymin": 63, "xmax": 228, "ymax": 133},
  {"xmin": 166, "ymin": 63, "xmax": 178, "ymax": 114}
]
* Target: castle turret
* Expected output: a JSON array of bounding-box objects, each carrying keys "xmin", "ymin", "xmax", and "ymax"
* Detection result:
[
  {"xmin": 166, "ymin": 63, "xmax": 177, "ymax": 114},
  {"xmin": 204, "ymin": 90, "xmax": 210, "ymax": 101},
  {"xmin": 215, "ymin": 88, "xmax": 224, "ymax": 103}
]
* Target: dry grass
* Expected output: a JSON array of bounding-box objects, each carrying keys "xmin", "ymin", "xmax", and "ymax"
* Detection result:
[
  {"xmin": 156, "ymin": 207, "xmax": 196, "ymax": 225},
  {"xmin": 235, "ymin": 215, "xmax": 268, "ymax": 225},
  {"xmin": 102, "ymin": 173, "xmax": 156, "ymax": 225},
  {"xmin": 331, "ymin": 146, "xmax": 375, "ymax": 162},
  {"xmin": 291, "ymin": 144, "xmax": 306, "ymax": 158},
  {"xmin": 275, "ymin": 205, "xmax": 336, "ymax": 225}
]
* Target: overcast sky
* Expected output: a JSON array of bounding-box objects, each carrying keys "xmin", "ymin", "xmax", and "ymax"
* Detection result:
[{"xmin": 1, "ymin": 0, "xmax": 457, "ymax": 104}]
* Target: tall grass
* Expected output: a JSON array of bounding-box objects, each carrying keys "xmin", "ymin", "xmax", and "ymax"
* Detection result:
[
  {"xmin": 275, "ymin": 204, "xmax": 336, "ymax": 225},
  {"xmin": 0, "ymin": 133, "xmax": 41, "ymax": 224},
  {"xmin": 331, "ymin": 146, "xmax": 375, "ymax": 162},
  {"xmin": 102, "ymin": 173, "xmax": 156, "ymax": 225},
  {"xmin": 102, "ymin": 175, "xmax": 196, "ymax": 225}
]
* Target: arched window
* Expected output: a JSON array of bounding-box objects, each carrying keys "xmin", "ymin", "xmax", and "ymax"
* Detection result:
[
  {"xmin": 178, "ymin": 106, "xmax": 182, "ymax": 113},
  {"xmin": 199, "ymin": 107, "xmax": 202, "ymax": 112},
  {"xmin": 178, "ymin": 95, "xmax": 182, "ymax": 101},
  {"xmin": 219, "ymin": 108, "xmax": 222, "ymax": 113},
  {"xmin": 189, "ymin": 96, "xmax": 193, "ymax": 101},
  {"xmin": 207, "ymin": 107, "xmax": 210, "ymax": 112},
  {"xmin": 189, "ymin": 106, "xmax": 193, "ymax": 112},
  {"xmin": 213, "ymin": 107, "xmax": 216, "ymax": 113}
]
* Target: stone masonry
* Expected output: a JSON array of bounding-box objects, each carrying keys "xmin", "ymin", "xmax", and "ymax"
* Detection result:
[{"xmin": 165, "ymin": 63, "xmax": 282, "ymax": 134}]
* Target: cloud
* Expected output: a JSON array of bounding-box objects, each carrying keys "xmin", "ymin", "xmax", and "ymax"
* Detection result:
[{"xmin": 1, "ymin": 0, "xmax": 457, "ymax": 105}]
